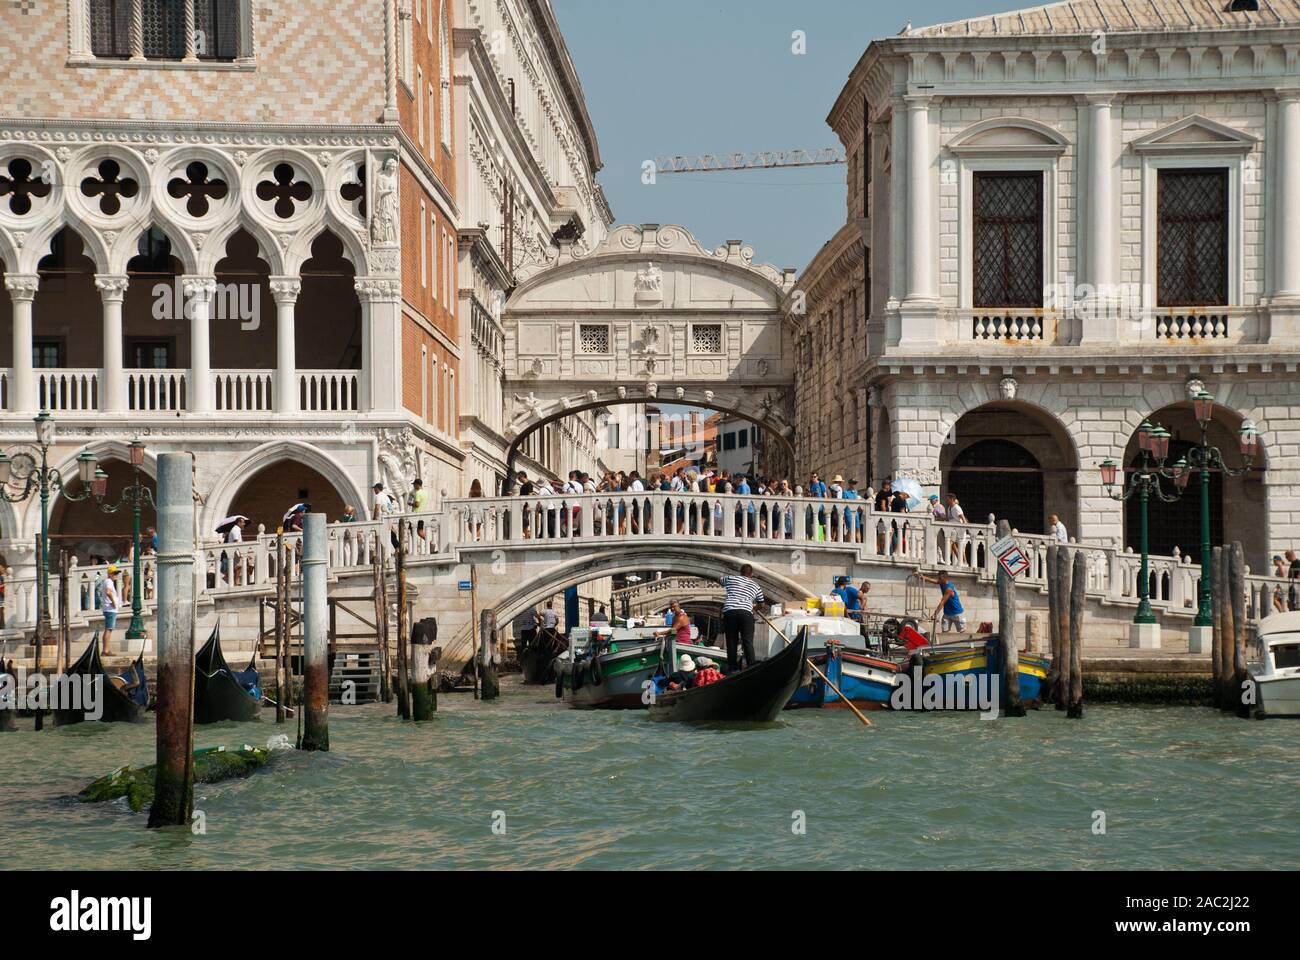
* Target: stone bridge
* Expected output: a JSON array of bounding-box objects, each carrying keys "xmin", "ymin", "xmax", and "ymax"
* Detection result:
[{"xmin": 6, "ymin": 491, "xmax": 1291, "ymax": 670}]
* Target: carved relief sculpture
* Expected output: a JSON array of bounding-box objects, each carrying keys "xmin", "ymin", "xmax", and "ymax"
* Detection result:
[{"xmin": 370, "ymin": 158, "xmax": 399, "ymax": 246}]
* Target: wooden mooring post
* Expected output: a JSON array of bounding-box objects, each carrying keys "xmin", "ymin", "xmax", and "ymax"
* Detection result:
[
  {"xmin": 394, "ymin": 523, "xmax": 410, "ymax": 720},
  {"xmin": 372, "ymin": 533, "xmax": 391, "ymax": 703},
  {"xmin": 273, "ymin": 534, "xmax": 286, "ymax": 724},
  {"xmin": 1229, "ymin": 542, "xmax": 1251, "ymax": 719},
  {"xmin": 58, "ymin": 549, "xmax": 70, "ymax": 674},
  {"xmin": 1054, "ymin": 546, "xmax": 1072, "ymax": 712},
  {"xmin": 1065, "ymin": 548, "xmax": 1085, "ymax": 718},
  {"xmin": 410, "ymin": 616, "xmax": 438, "ymax": 720},
  {"xmin": 148, "ymin": 453, "xmax": 196, "ymax": 829},
  {"xmin": 480, "ymin": 608, "xmax": 500, "ymax": 701},
  {"xmin": 996, "ymin": 520, "xmax": 1025, "ymax": 716},
  {"xmin": 1043, "ymin": 543, "xmax": 1061, "ymax": 704},
  {"xmin": 1212, "ymin": 545, "xmax": 1230, "ymax": 710},
  {"xmin": 299, "ymin": 514, "xmax": 329, "ymax": 751},
  {"xmin": 0, "ymin": 655, "xmax": 15, "ymax": 731}
]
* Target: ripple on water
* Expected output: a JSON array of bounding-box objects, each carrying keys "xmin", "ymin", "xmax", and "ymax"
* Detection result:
[{"xmin": 1, "ymin": 683, "xmax": 1297, "ymax": 870}]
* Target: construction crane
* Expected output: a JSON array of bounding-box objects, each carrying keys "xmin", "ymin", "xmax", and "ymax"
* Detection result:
[{"xmin": 654, "ymin": 147, "xmax": 846, "ymax": 175}]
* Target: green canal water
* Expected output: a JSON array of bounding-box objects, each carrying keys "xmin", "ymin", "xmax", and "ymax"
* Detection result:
[{"xmin": 2, "ymin": 679, "xmax": 1296, "ymax": 870}]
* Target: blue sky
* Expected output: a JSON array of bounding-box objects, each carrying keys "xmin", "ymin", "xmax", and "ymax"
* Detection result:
[{"xmin": 552, "ymin": 0, "xmax": 1031, "ymax": 271}]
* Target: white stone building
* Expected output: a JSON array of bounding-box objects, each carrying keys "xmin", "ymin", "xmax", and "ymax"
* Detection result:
[
  {"xmin": 790, "ymin": 0, "xmax": 1300, "ymax": 570},
  {"xmin": 452, "ymin": 0, "xmax": 614, "ymax": 493}
]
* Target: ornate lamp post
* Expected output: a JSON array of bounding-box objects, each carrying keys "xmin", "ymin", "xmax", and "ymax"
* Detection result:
[
  {"xmin": 1180, "ymin": 391, "xmax": 1259, "ymax": 631},
  {"xmin": 89, "ymin": 439, "xmax": 155, "ymax": 641},
  {"xmin": 1101, "ymin": 422, "xmax": 1183, "ymax": 632},
  {"xmin": 0, "ymin": 412, "xmax": 98, "ymax": 727}
]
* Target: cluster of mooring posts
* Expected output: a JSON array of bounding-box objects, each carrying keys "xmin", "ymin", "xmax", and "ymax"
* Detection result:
[
  {"xmin": 1038, "ymin": 540, "xmax": 1086, "ymax": 718},
  {"xmin": 147, "ymin": 453, "xmax": 331, "ymax": 829},
  {"xmin": 1212, "ymin": 541, "xmax": 1253, "ymax": 720},
  {"xmin": 376, "ymin": 520, "xmax": 447, "ymax": 722}
]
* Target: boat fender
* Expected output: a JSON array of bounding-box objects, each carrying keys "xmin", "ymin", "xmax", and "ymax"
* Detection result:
[
  {"xmin": 555, "ymin": 672, "xmax": 565, "ymax": 699},
  {"xmin": 590, "ymin": 655, "xmax": 603, "ymax": 686},
  {"xmin": 572, "ymin": 665, "xmax": 584, "ymax": 691}
]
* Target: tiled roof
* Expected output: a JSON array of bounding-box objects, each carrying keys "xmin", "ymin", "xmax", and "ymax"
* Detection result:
[{"xmin": 908, "ymin": 0, "xmax": 1300, "ymax": 38}]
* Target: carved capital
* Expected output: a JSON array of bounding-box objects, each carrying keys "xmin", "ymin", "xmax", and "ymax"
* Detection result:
[
  {"xmin": 4, "ymin": 274, "xmax": 40, "ymax": 301},
  {"xmin": 94, "ymin": 274, "xmax": 131, "ymax": 303},
  {"xmin": 354, "ymin": 277, "xmax": 401, "ymax": 302},
  {"xmin": 268, "ymin": 277, "xmax": 302, "ymax": 304},
  {"xmin": 182, "ymin": 276, "xmax": 219, "ymax": 304}
]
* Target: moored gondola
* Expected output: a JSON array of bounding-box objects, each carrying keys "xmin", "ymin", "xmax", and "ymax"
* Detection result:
[
  {"xmin": 194, "ymin": 624, "xmax": 262, "ymax": 724},
  {"xmin": 648, "ymin": 628, "xmax": 807, "ymax": 723},
  {"xmin": 54, "ymin": 634, "xmax": 148, "ymax": 725}
]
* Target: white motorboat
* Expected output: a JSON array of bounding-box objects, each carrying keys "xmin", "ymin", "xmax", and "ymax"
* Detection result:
[{"xmin": 1255, "ymin": 611, "xmax": 1300, "ymax": 718}]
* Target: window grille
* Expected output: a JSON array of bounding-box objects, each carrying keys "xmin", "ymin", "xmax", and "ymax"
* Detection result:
[
  {"xmin": 972, "ymin": 172, "xmax": 1043, "ymax": 308},
  {"xmin": 1157, "ymin": 169, "xmax": 1228, "ymax": 306},
  {"xmin": 578, "ymin": 325, "xmax": 609, "ymax": 354},
  {"xmin": 692, "ymin": 324, "xmax": 722, "ymax": 354}
]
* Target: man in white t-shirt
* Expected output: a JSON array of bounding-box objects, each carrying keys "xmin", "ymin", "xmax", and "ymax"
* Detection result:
[
  {"xmin": 1049, "ymin": 513, "xmax": 1068, "ymax": 543},
  {"xmin": 98, "ymin": 566, "xmax": 122, "ymax": 653},
  {"xmin": 540, "ymin": 601, "xmax": 559, "ymax": 632}
]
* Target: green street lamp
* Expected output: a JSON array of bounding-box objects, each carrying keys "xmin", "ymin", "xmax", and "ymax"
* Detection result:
[
  {"xmin": 88, "ymin": 439, "xmax": 154, "ymax": 641},
  {"xmin": 1181, "ymin": 392, "xmax": 1259, "ymax": 628},
  {"xmin": 1101, "ymin": 423, "xmax": 1183, "ymax": 627},
  {"xmin": 0, "ymin": 412, "xmax": 99, "ymax": 730}
]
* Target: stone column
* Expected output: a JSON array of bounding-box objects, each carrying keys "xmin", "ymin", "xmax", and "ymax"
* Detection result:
[
  {"xmin": 5, "ymin": 274, "xmax": 38, "ymax": 414},
  {"xmin": 900, "ymin": 95, "xmax": 939, "ymax": 346},
  {"xmin": 183, "ymin": 276, "xmax": 216, "ymax": 413},
  {"xmin": 95, "ymin": 275, "xmax": 129, "ymax": 414},
  {"xmin": 1272, "ymin": 90, "xmax": 1300, "ymax": 342},
  {"xmin": 129, "ymin": 0, "xmax": 145, "ymax": 61},
  {"xmin": 182, "ymin": 0, "xmax": 197, "ymax": 62},
  {"xmin": 1081, "ymin": 95, "xmax": 1118, "ymax": 344},
  {"xmin": 270, "ymin": 277, "xmax": 301, "ymax": 414},
  {"xmin": 355, "ymin": 277, "xmax": 401, "ymax": 413}
]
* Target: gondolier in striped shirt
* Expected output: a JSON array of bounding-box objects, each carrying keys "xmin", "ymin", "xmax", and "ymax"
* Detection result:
[{"xmin": 719, "ymin": 564, "xmax": 765, "ymax": 672}]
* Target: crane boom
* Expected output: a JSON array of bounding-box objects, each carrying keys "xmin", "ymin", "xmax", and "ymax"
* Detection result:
[{"xmin": 655, "ymin": 147, "xmax": 846, "ymax": 175}]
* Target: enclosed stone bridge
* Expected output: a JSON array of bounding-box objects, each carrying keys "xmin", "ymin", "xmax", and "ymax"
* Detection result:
[{"xmin": 500, "ymin": 224, "xmax": 799, "ymax": 487}]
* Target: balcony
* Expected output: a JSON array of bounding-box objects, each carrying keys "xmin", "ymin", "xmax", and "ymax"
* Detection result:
[{"xmin": 3, "ymin": 369, "xmax": 361, "ymax": 415}]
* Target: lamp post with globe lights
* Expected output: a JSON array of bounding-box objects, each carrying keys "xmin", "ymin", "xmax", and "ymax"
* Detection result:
[
  {"xmin": 1101, "ymin": 423, "xmax": 1183, "ymax": 645},
  {"xmin": 0, "ymin": 412, "xmax": 99, "ymax": 730},
  {"xmin": 1179, "ymin": 392, "xmax": 1260, "ymax": 637},
  {"xmin": 88, "ymin": 439, "xmax": 155, "ymax": 642}
]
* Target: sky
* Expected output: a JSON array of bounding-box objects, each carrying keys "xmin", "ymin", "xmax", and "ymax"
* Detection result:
[{"xmin": 551, "ymin": 0, "xmax": 1034, "ymax": 272}]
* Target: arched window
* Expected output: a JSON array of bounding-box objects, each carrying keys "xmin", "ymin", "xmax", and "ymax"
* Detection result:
[{"xmin": 948, "ymin": 439, "xmax": 1044, "ymax": 533}]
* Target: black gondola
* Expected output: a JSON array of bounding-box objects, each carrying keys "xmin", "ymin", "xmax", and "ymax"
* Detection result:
[
  {"xmin": 517, "ymin": 628, "xmax": 563, "ymax": 685},
  {"xmin": 648, "ymin": 629, "xmax": 807, "ymax": 724},
  {"xmin": 194, "ymin": 624, "xmax": 262, "ymax": 724},
  {"xmin": 54, "ymin": 634, "xmax": 148, "ymax": 725}
]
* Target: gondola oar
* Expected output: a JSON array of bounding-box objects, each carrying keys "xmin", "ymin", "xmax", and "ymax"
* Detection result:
[{"xmin": 756, "ymin": 609, "xmax": 873, "ymax": 728}]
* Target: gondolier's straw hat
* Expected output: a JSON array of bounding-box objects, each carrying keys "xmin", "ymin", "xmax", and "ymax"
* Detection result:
[{"xmin": 678, "ymin": 655, "xmax": 696, "ymax": 672}]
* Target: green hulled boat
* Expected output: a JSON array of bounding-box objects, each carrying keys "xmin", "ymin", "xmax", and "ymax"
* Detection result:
[{"xmin": 554, "ymin": 624, "xmax": 728, "ymax": 710}]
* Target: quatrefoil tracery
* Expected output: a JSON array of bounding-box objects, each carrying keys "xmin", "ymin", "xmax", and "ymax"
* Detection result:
[
  {"xmin": 256, "ymin": 163, "xmax": 313, "ymax": 220},
  {"xmin": 167, "ymin": 161, "xmax": 229, "ymax": 218},
  {"xmin": 0, "ymin": 157, "xmax": 52, "ymax": 216},
  {"xmin": 341, "ymin": 164, "xmax": 366, "ymax": 219},
  {"xmin": 80, "ymin": 158, "xmax": 140, "ymax": 216}
]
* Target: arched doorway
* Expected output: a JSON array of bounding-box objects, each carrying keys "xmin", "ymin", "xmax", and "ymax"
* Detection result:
[
  {"xmin": 225, "ymin": 460, "xmax": 351, "ymax": 533},
  {"xmin": 940, "ymin": 403, "xmax": 1077, "ymax": 536},
  {"xmin": 1122, "ymin": 402, "xmax": 1265, "ymax": 566},
  {"xmin": 948, "ymin": 439, "xmax": 1043, "ymax": 533},
  {"xmin": 49, "ymin": 458, "xmax": 157, "ymax": 565}
]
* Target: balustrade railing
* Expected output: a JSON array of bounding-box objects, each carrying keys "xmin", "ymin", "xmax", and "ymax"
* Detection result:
[
  {"xmin": 2, "ymin": 493, "xmax": 1283, "ymax": 635},
  {"xmin": 299, "ymin": 370, "xmax": 360, "ymax": 412},
  {"xmin": 214, "ymin": 370, "xmax": 274, "ymax": 412},
  {"xmin": 127, "ymin": 369, "xmax": 187, "ymax": 412},
  {"xmin": 37, "ymin": 369, "xmax": 99, "ymax": 412}
]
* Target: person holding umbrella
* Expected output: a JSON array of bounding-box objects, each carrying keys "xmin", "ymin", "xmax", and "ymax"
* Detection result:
[{"xmin": 215, "ymin": 515, "xmax": 250, "ymax": 586}]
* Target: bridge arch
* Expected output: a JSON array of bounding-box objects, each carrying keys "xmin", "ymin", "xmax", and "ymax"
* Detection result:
[{"xmin": 466, "ymin": 545, "xmax": 814, "ymax": 636}]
